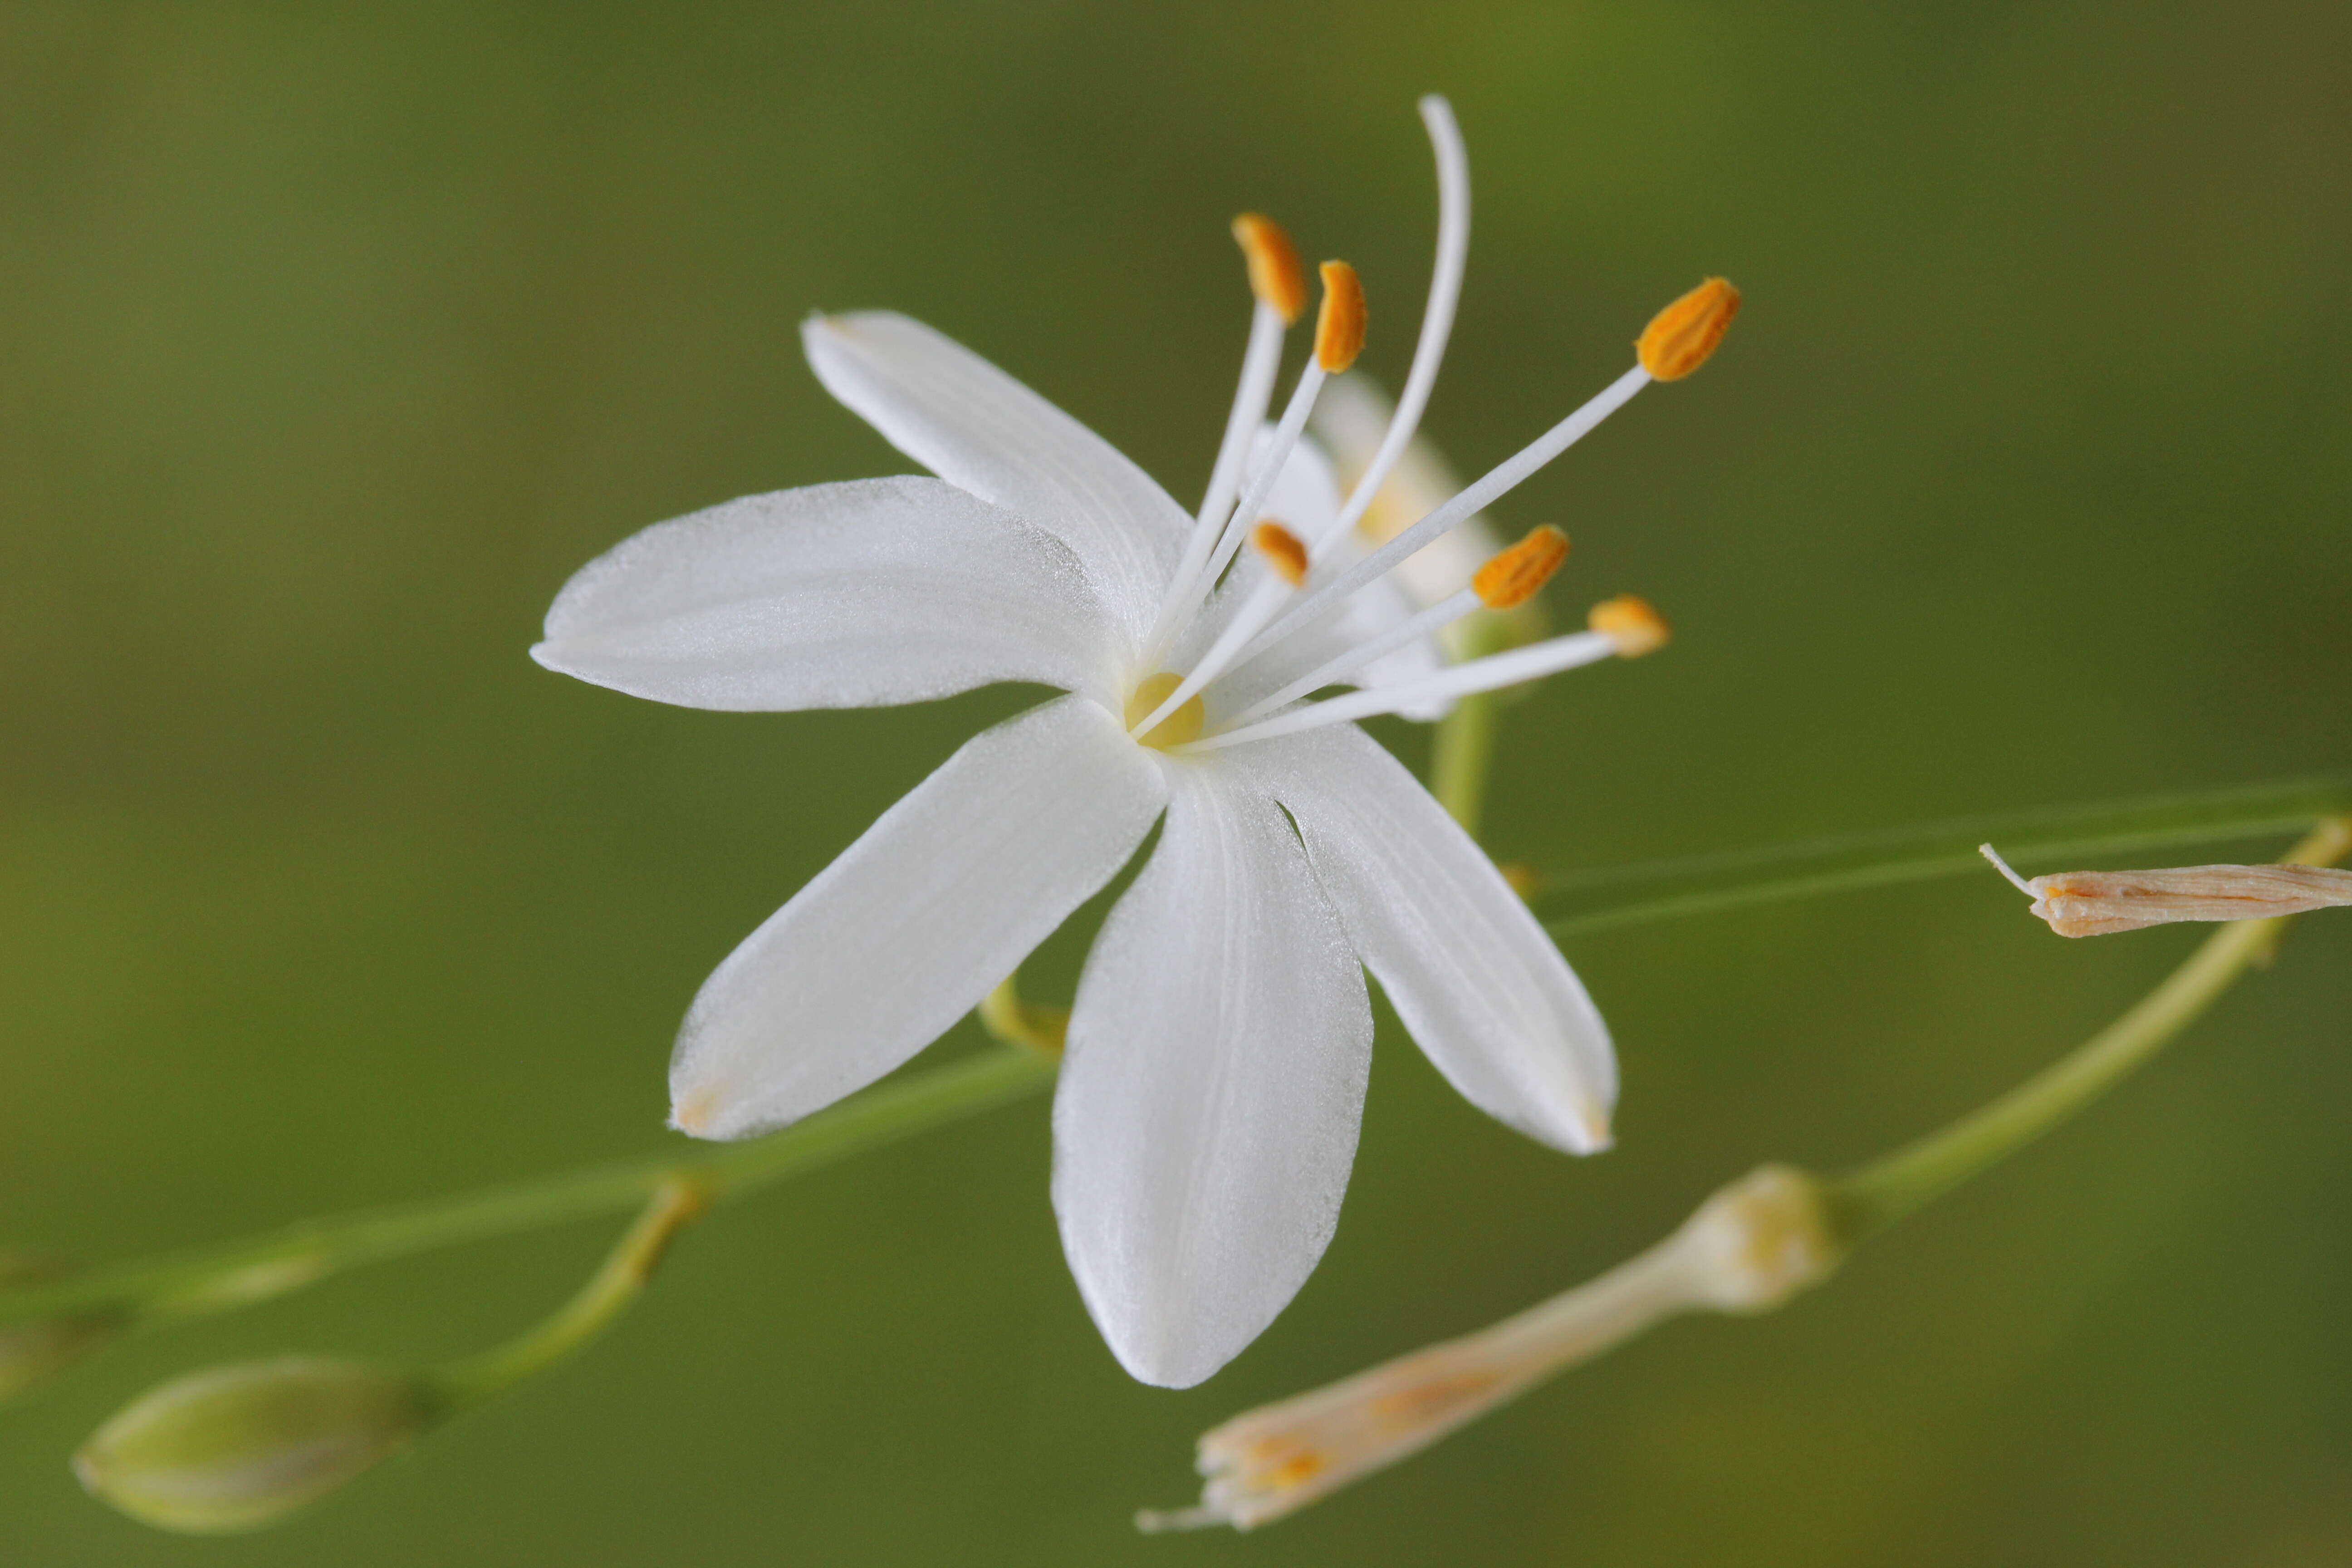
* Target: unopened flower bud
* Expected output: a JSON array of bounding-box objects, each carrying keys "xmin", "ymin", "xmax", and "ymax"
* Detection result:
[
  {"xmin": 1981, "ymin": 844, "xmax": 2352, "ymax": 937},
  {"xmin": 0, "ymin": 1257, "xmax": 116, "ymax": 1402},
  {"xmin": 75, "ymin": 1356, "xmax": 436, "ymax": 1534}
]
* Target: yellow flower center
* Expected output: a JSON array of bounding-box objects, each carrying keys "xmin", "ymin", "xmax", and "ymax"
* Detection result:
[{"xmin": 1124, "ymin": 672, "xmax": 1205, "ymax": 750}]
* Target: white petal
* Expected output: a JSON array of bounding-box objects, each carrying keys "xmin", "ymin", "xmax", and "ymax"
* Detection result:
[
  {"xmin": 534, "ymin": 478, "xmax": 1122, "ymax": 710},
  {"xmin": 803, "ymin": 312, "xmax": 1186, "ymax": 643},
  {"xmin": 1053, "ymin": 760, "xmax": 1372, "ymax": 1388},
  {"xmin": 670, "ymin": 696, "xmax": 1166, "ymax": 1140},
  {"xmin": 1231, "ymin": 724, "xmax": 1615, "ymax": 1154}
]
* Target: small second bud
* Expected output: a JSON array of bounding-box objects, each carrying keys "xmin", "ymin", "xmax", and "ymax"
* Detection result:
[
  {"xmin": 1637, "ymin": 278, "xmax": 1740, "ymax": 381},
  {"xmin": 1313, "ymin": 261, "xmax": 1367, "ymax": 373}
]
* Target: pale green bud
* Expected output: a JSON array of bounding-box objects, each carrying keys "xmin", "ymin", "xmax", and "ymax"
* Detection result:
[{"xmin": 74, "ymin": 1356, "xmax": 436, "ymax": 1533}]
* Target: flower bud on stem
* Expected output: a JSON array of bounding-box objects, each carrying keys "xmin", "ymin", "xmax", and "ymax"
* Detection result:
[{"xmin": 76, "ymin": 1177, "xmax": 710, "ymax": 1534}]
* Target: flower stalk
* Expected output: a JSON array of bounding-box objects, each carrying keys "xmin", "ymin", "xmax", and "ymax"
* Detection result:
[{"xmin": 5, "ymin": 783, "xmax": 2343, "ymax": 1387}]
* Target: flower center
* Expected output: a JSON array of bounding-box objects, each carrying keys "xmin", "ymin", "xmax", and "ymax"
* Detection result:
[{"xmin": 1124, "ymin": 673, "xmax": 1205, "ymax": 750}]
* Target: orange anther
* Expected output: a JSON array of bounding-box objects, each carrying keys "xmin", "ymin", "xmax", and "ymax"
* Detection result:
[
  {"xmin": 1588, "ymin": 595, "xmax": 1670, "ymax": 656},
  {"xmin": 1251, "ymin": 521, "xmax": 1311, "ymax": 586},
  {"xmin": 1313, "ymin": 261, "xmax": 1367, "ymax": 372},
  {"xmin": 1231, "ymin": 214, "xmax": 1308, "ymax": 325},
  {"xmin": 1471, "ymin": 524, "xmax": 1570, "ymax": 609},
  {"xmin": 1636, "ymin": 278, "xmax": 1740, "ymax": 381}
]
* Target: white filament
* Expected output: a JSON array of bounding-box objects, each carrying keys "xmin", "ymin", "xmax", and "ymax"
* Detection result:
[
  {"xmin": 1132, "ymin": 364, "xmax": 1326, "ymax": 734},
  {"xmin": 1221, "ymin": 588, "xmax": 1481, "ymax": 730},
  {"xmin": 1308, "ymin": 94, "xmax": 1471, "ymax": 559},
  {"xmin": 1242, "ymin": 364, "xmax": 1651, "ymax": 667},
  {"xmin": 1180, "ymin": 628, "xmax": 1617, "ymax": 753},
  {"xmin": 1146, "ymin": 301, "xmax": 1289, "ymax": 660}
]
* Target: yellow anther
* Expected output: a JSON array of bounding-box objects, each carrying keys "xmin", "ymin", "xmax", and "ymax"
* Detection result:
[
  {"xmin": 1471, "ymin": 524, "xmax": 1570, "ymax": 609},
  {"xmin": 1124, "ymin": 672, "xmax": 1205, "ymax": 750},
  {"xmin": 1589, "ymin": 595, "xmax": 1670, "ymax": 657},
  {"xmin": 1499, "ymin": 862, "xmax": 1542, "ymax": 901},
  {"xmin": 1313, "ymin": 261, "xmax": 1367, "ymax": 372},
  {"xmin": 1636, "ymin": 277, "xmax": 1740, "ymax": 381},
  {"xmin": 1231, "ymin": 214, "xmax": 1308, "ymax": 325},
  {"xmin": 1251, "ymin": 521, "xmax": 1310, "ymax": 587}
]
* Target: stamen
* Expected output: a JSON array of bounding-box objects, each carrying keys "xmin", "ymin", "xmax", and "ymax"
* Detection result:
[
  {"xmin": 1139, "ymin": 260, "xmax": 1367, "ymax": 683},
  {"xmin": 1587, "ymin": 595, "xmax": 1669, "ymax": 656},
  {"xmin": 1313, "ymin": 262, "xmax": 1367, "ymax": 372},
  {"xmin": 1251, "ymin": 521, "xmax": 1310, "ymax": 586},
  {"xmin": 1307, "ymin": 94, "xmax": 1470, "ymax": 558},
  {"xmin": 1183, "ymin": 617, "xmax": 1650, "ymax": 753},
  {"xmin": 1471, "ymin": 524, "xmax": 1571, "ymax": 609},
  {"xmin": 1123, "ymin": 672, "xmax": 1205, "ymax": 750},
  {"xmin": 1232, "ymin": 214, "xmax": 1308, "ymax": 325},
  {"xmin": 1241, "ymin": 364, "xmax": 1652, "ymax": 664},
  {"xmin": 1219, "ymin": 587, "xmax": 1480, "ymax": 729},
  {"xmin": 1636, "ymin": 278, "xmax": 1740, "ymax": 381},
  {"xmin": 1150, "ymin": 223, "xmax": 1302, "ymax": 661}
]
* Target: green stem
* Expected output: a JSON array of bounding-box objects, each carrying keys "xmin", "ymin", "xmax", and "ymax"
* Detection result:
[
  {"xmin": 424, "ymin": 1177, "xmax": 710, "ymax": 1413},
  {"xmin": 1831, "ymin": 815, "xmax": 2352, "ymax": 1235},
  {"xmin": 1430, "ymin": 690, "xmax": 1500, "ymax": 839},
  {"xmin": 5, "ymin": 777, "xmax": 2343, "ymax": 1336},
  {"xmin": 0, "ymin": 1046, "xmax": 1052, "ymax": 1328},
  {"xmin": 1534, "ymin": 775, "xmax": 2351, "ymax": 936}
]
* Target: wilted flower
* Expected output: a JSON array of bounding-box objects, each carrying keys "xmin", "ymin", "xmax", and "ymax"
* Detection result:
[
  {"xmin": 1981, "ymin": 844, "xmax": 2352, "ymax": 936},
  {"xmin": 1142, "ymin": 1166, "xmax": 1841, "ymax": 1530},
  {"xmin": 534, "ymin": 98, "xmax": 1734, "ymax": 1385}
]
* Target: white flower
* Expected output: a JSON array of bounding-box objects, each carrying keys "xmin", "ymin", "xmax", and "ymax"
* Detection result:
[{"xmin": 532, "ymin": 97, "xmax": 1731, "ymax": 1387}]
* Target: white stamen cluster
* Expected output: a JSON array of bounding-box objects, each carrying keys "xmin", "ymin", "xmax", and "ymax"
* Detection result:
[{"xmin": 1127, "ymin": 97, "xmax": 1667, "ymax": 755}]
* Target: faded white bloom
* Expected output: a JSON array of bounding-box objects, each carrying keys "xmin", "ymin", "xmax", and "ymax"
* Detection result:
[
  {"xmin": 534, "ymin": 98, "xmax": 1730, "ymax": 1387},
  {"xmin": 1981, "ymin": 844, "xmax": 2352, "ymax": 936},
  {"xmin": 1142, "ymin": 1166, "xmax": 1841, "ymax": 1530}
]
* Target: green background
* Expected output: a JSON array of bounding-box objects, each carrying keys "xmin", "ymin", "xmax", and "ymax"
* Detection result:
[{"xmin": 4, "ymin": 3, "xmax": 2348, "ymax": 1563}]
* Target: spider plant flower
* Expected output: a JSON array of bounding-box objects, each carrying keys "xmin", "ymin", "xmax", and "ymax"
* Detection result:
[
  {"xmin": 533, "ymin": 97, "xmax": 1736, "ymax": 1387},
  {"xmin": 1981, "ymin": 844, "xmax": 2352, "ymax": 936}
]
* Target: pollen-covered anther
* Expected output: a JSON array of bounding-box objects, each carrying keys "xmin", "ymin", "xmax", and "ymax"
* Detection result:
[
  {"xmin": 1231, "ymin": 214, "xmax": 1308, "ymax": 325},
  {"xmin": 1472, "ymin": 525, "xmax": 1571, "ymax": 609},
  {"xmin": 1250, "ymin": 521, "xmax": 1311, "ymax": 587},
  {"xmin": 1313, "ymin": 261, "xmax": 1367, "ymax": 372},
  {"xmin": 1588, "ymin": 595, "xmax": 1670, "ymax": 657},
  {"xmin": 1124, "ymin": 672, "xmax": 1206, "ymax": 750},
  {"xmin": 1637, "ymin": 277, "xmax": 1740, "ymax": 381}
]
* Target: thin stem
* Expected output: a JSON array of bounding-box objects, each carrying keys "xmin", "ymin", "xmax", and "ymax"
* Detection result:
[
  {"xmin": 1430, "ymin": 690, "xmax": 1499, "ymax": 839},
  {"xmin": 1833, "ymin": 815, "xmax": 2352, "ymax": 1234},
  {"xmin": 424, "ymin": 1176, "xmax": 710, "ymax": 1413},
  {"xmin": 1534, "ymin": 775, "xmax": 2352, "ymax": 936},
  {"xmin": 0, "ymin": 1046, "xmax": 1053, "ymax": 1328},
  {"xmin": 5, "ymin": 776, "xmax": 2343, "ymax": 1336}
]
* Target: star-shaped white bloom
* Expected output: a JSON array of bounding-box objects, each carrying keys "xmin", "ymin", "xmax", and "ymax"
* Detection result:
[{"xmin": 532, "ymin": 97, "xmax": 1733, "ymax": 1386}]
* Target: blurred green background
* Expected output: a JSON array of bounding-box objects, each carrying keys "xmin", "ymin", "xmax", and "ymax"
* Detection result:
[{"xmin": 3, "ymin": 3, "xmax": 2348, "ymax": 1563}]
